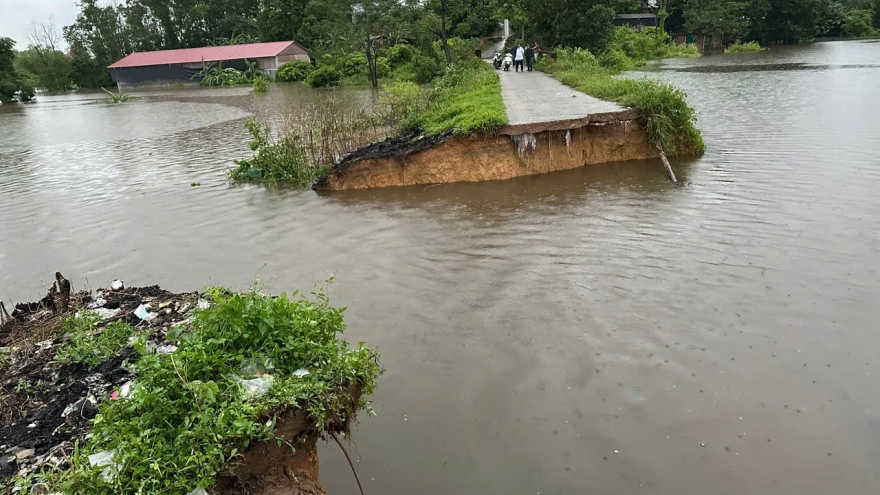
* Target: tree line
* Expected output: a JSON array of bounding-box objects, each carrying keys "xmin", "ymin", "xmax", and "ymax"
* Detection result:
[{"xmin": 1, "ymin": 0, "xmax": 879, "ymax": 99}]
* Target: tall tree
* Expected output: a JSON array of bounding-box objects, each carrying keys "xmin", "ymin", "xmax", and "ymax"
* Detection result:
[
  {"xmin": 0, "ymin": 37, "xmax": 34, "ymax": 102},
  {"xmin": 684, "ymin": 0, "xmax": 751, "ymax": 47},
  {"xmin": 20, "ymin": 17, "xmax": 74, "ymax": 91}
]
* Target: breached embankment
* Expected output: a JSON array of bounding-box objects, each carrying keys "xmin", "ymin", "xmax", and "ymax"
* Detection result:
[{"xmin": 315, "ymin": 110, "xmax": 659, "ymax": 191}]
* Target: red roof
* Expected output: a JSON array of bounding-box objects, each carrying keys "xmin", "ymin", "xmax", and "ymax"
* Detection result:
[{"xmin": 108, "ymin": 41, "xmax": 299, "ymax": 69}]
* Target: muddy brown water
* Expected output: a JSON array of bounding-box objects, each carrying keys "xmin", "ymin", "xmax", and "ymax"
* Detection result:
[{"xmin": 2, "ymin": 40, "xmax": 880, "ymax": 494}]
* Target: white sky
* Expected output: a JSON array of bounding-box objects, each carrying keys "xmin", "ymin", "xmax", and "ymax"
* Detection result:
[{"xmin": 1, "ymin": 0, "xmax": 80, "ymax": 50}]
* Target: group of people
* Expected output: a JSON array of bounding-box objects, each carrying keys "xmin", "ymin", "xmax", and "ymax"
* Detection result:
[{"xmin": 493, "ymin": 43, "xmax": 539, "ymax": 73}]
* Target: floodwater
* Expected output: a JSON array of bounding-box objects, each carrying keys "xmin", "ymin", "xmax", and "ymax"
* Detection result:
[{"xmin": 2, "ymin": 40, "xmax": 880, "ymax": 494}]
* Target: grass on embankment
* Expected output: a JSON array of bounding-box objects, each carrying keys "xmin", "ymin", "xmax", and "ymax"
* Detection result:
[
  {"xmin": 382, "ymin": 59, "xmax": 507, "ymax": 136},
  {"xmin": 539, "ymin": 47, "xmax": 705, "ymax": 156}
]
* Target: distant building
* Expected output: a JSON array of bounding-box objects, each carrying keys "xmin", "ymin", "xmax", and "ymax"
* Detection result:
[
  {"xmin": 108, "ymin": 41, "xmax": 310, "ymax": 90},
  {"xmin": 613, "ymin": 0, "xmax": 659, "ymax": 32}
]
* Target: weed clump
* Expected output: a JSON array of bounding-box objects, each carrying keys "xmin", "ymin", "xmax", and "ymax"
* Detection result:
[
  {"xmin": 229, "ymin": 119, "xmax": 328, "ymax": 187},
  {"xmin": 49, "ymin": 288, "xmax": 381, "ymax": 495},
  {"xmin": 55, "ymin": 312, "xmax": 137, "ymax": 368},
  {"xmin": 101, "ymin": 87, "xmax": 137, "ymax": 103}
]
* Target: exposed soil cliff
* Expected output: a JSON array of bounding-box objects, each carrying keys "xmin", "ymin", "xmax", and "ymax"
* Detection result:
[{"xmin": 316, "ymin": 118, "xmax": 658, "ymax": 191}]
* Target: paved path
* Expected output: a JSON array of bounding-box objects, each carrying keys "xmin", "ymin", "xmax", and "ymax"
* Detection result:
[{"xmin": 495, "ymin": 67, "xmax": 635, "ymax": 135}]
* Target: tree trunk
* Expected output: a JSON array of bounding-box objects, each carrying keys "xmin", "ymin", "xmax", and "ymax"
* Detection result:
[
  {"xmin": 440, "ymin": 0, "xmax": 452, "ymax": 65},
  {"xmin": 365, "ymin": 38, "xmax": 378, "ymax": 88}
]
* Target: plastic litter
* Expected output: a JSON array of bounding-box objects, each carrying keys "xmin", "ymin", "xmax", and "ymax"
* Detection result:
[
  {"xmin": 119, "ymin": 381, "xmax": 134, "ymax": 399},
  {"xmin": 293, "ymin": 368, "xmax": 310, "ymax": 378},
  {"xmin": 234, "ymin": 375, "xmax": 274, "ymax": 398},
  {"xmin": 88, "ymin": 450, "xmax": 118, "ymax": 482},
  {"xmin": 197, "ymin": 299, "xmax": 211, "ymax": 310},
  {"xmin": 134, "ymin": 304, "xmax": 156, "ymax": 322},
  {"xmin": 155, "ymin": 345, "xmax": 178, "ymax": 355},
  {"xmin": 110, "ymin": 280, "xmax": 124, "ymax": 290},
  {"xmin": 93, "ymin": 307, "xmax": 120, "ymax": 320},
  {"xmin": 186, "ymin": 488, "xmax": 208, "ymax": 495},
  {"xmin": 88, "ymin": 297, "xmax": 107, "ymax": 309}
]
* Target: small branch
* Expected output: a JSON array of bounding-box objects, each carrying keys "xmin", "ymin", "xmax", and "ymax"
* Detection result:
[
  {"xmin": 331, "ymin": 431, "xmax": 365, "ymax": 495},
  {"xmin": 658, "ymin": 147, "xmax": 677, "ymax": 183}
]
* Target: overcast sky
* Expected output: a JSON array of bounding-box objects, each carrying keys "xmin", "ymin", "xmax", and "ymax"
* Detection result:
[{"xmin": 1, "ymin": 0, "xmax": 80, "ymax": 50}]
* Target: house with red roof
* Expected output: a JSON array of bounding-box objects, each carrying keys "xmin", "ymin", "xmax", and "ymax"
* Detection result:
[{"xmin": 108, "ymin": 41, "xmax": 310, "ymax": 90}]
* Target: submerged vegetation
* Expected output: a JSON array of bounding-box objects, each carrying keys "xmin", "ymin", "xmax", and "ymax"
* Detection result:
[
  {"xmin": 724, "ymin": 40, "xmax": 767, "ymax": 53},
  {"xmin": 600, "ymin": 27, "xmax": 700, "ymax": 72},
  {"xmin": 229, "ymin": 119, "xmax": 327, "ymax": 187},
  {"xmin": 197, "ymin": 61, "xmax": 264, "ymax": 87},
  {"xmin": 539, "ymin": 47, "xmax": 704, "ymax": 156},
  {"xmin": 44, "ymin": 288, "xmax": 381, "ymax": 495},
  {"xmin": 101, "ymin": 87, "xmax": 137, "ymax": 103}
]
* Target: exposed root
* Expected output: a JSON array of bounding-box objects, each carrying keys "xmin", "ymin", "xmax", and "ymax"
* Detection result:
[{"xmin": 331, "ymin": 431, "xmax": 365, "ymax": 495}]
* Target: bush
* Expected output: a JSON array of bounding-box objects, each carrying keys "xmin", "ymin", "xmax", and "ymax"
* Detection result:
[
  {"xmin": 386, "ymin": 43, "xmax": 414, "ymax": 66},
  {"xmin": 725, "ymin": 40, "xmax": 766, "ymax": 53},
  {"xmin": 50, "ymin": 289, "xmax": 381, "ymax": 495},
  {"xmin": 843, "ymin": 9, "xmax": 876, "ymax": 37},
  {"xmin": 276, "ymin": 60, "xmax": 313, "ymax": 82},
  {"xmin": 337, "ymin": 51, "xmax": 368, "ymax": 78},
  {"xmin": 412, "ymin": 52, "xmax": 443, "ymax": 84},
  {"xmin": 252, "ymin": 77, "xmax": 269, "ymax": 93},
  {"xmin": 229, "ymin": 119, "xmax": 328, "ymax": 187},
  {"xmin": 598, "ymin": 48, "xmax": 638, "ymax": 72},
  {"xmin": 542, "ymin": 48, "xmax": 704, "ymax": 156},
  {"xmin": 306, "ymin": 65, "xmax": 342, "ymax": 88}
]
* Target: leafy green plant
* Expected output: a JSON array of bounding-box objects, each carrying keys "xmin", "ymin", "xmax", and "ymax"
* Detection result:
[
  {"xmin": 49, "ymin": 289, "xmax": 381, "ymax": 495},
  {"xmin": 0, "ymin": 347, "xmax": 10, "ymax": 368},
  {"xmin": 196, "ymin": 61, "xmax": 264, "ymax": 87},
  {"xmin": 252, "ymin": 76, "xmax": 269, "ymax": 93},
  {"xmin": 306, "ymin": 65, "xmax": 342, "ymax": 88},
  {"xmin": 55, "ymin": 311, "xmax": 136, "ymax": 368},
  {"xmin": 724, "ymin": 40, "xmax": 766, "ymax": 53},
  {"xmin": 101, "ymin": 87, "xmax": 137, "ymax": 103},
  {"xmin": 275, "ymin": 60, "xmax": 313, "ymax": 82},
  {"xmin": 229, "ymin": 119, "xmax": 328, "ymax": 187},
  {"xmin": 542, "ymin": 48, "xmax": 704, "ymax": 156}
]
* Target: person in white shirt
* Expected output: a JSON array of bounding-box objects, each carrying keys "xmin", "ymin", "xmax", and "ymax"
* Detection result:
[{"xmin": 514, "ymin": 44, "xmax": 525, "ymax": 73}]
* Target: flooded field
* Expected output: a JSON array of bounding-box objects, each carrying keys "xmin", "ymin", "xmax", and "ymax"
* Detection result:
[{"xmin": 1, "ymin": 40, "xmax": 879, "ymax": 495}]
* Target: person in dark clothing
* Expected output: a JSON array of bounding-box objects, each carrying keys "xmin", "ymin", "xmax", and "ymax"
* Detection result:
[{"xmin": 525, "ymin": 44, "xmax": 535, "ymax": 71}]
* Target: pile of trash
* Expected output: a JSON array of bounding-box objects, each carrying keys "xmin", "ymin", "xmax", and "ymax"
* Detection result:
[{"xmin": 0, "ymin": 274, "xmax": 204, "ymax": 492}]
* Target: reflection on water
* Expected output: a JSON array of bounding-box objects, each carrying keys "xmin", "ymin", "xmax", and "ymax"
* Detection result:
[{"xmin": 2, "ymin": 40, "xmax": 880, "ymax": 495}]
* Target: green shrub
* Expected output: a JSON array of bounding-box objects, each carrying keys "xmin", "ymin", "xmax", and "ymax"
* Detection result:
[
  {"xmin": 412, "ymin": 52, "xmax": 443, "ymax": 84},
  {"xmin": 386, "ymin": 43, "xmax": 414, "ymax": 66},
  {"xmin": 337, "ymin": 51, "xmax": 368, "ymax": 78},
  {"xmin": 598, "ymin": 48, "xmax": 639, "ymax": 72},
  {"xmin": 307, "ymin": 66, "xmax": 342, "ymax": 88},
  {"xmin": 275, "ymin": 60, "xmax": 313, "ymax": 82},
  {"xmin": 252, "ymin": 77, "xmax": 269, "ymax": 93},
  {"xmin": 50, "ymin": 289, "xmax": 381, "ymax": 495},
  {"xmin": 725, "ymin": 40, "xmax": 766, "ymax": 53},
  {"xmin": 229, "ymin": 119, "xmax": 328, "ymax": 187},
  {"xmin": 55, "ymin": 311, "xmax": 137, "ymax": 368},
  {"xmin": 376, "ymin": 57, "xmax": 391, "ymax": 78},
  {"xmin": 542, "ymin": 48, "xmax": 704, "ymax": 156}
]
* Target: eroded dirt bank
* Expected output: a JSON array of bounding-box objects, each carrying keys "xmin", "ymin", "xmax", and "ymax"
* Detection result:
[{"xmin": 316, "ymin": 119, "xmax": 658, "ymax": 191}]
